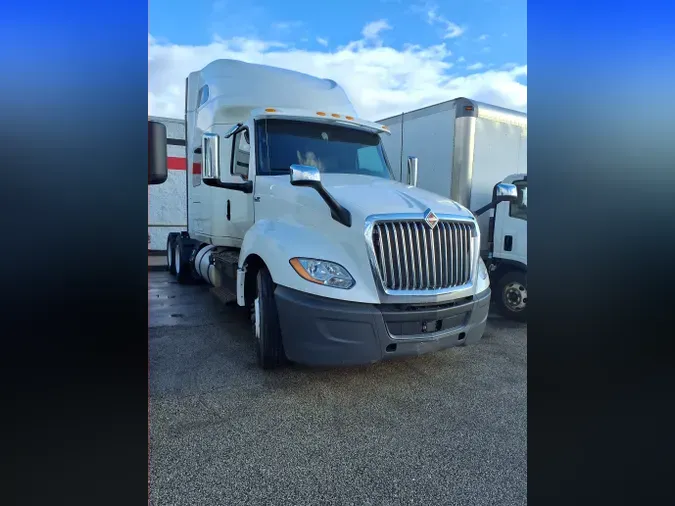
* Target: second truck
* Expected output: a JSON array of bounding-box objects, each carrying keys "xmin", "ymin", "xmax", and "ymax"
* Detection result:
[
  {"xmin": 379, "ymin": 100, "xmax": 528, "ymax": 321},
  {"xmin": 148, "ymin": 59, "xmax": 518, "ymax": 369}
]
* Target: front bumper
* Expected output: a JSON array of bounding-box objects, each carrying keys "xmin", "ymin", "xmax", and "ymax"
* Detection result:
[{"xmin": 274, "ymin": 286, "xmax": 491, "ymax": 366}]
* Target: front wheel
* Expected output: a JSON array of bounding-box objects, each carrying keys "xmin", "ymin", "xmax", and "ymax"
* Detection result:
[
  {"xmin": 251, "ymin": 267, "xmax": 286, "ymax": 369},
  {"xmin": 494, "ymin": 270, "xmax": 527, "ymax": 322}
]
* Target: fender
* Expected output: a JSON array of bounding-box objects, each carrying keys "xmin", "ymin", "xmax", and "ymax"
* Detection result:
[
  {"xmin": 489, "ymin": 258, "xmax": 527, "ymax": 276},
  {"xmin": 237, "ymin": 219, "xmax": 381, "ymax": 305}
]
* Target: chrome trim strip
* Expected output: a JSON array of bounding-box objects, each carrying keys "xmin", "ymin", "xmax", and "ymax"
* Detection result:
[
  {"xmin": 438, "ymin": 225, "xmax": 444, "ymax": 287},
  {"xmin": 376, "ymin": 224, "xmax": 387, "ymax": 286},
  {"xmin": 406, "ymin": 222, "xmax": 416, "ymax": 290},
  {"xmin": 421, "ymin": 223, "xmax": 430, "ymax": 288},
  {"xmin": 414, "ymin": 222, "xmax": 423, "ymax": 290},
  {"xmin": 429, "ymin": 224, "xmax": 437, "ymax": 288},
  {"xmin": 384, "ymin": 224, "xmax": 394, "ymax": 288},
  {"xmin": 392, "ymin": 223, "xmax": 401, "ymax": 290}
]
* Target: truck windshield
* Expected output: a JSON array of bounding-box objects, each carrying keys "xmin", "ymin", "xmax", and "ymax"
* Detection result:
[{"xmin": 256, "ymin": 118, "xmax": 392, "ymax": 179}]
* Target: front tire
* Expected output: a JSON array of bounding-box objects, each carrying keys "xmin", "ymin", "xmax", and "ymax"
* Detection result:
[
  {"xmin": 494, "ymin": 270, "xmax": 527, "ymax": 322},
  {"xmin": 251, "ymin": 267, "xmax": 285, "ymax": 369}
]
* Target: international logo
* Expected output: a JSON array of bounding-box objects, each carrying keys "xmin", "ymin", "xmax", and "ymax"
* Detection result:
[{"xmin": 424, "ymin": 209, "xmax": 439, "ymax": 229}]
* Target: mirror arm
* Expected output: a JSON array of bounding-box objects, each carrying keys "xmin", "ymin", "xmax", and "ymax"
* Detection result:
[
  {"xmin": 473, "ymin": 202, "xmax": 495, "ymax": 217},
  {"xmin": 224, "ymin": 123, "xmax": 245, "ymax": 139},
  {"xmin": 315, "ymin": 185, "xmax": 352, "ymax": 227},
  {"xmin": 203, "ymin": 180, "xmax": 253, "ymax": 193},
  {"xmin": 293, "ymin": 180, "xmax": 352, "ymax": 227}
]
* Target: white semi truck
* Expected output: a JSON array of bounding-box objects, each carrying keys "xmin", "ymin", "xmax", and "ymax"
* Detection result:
[
  {"xmin": 147, "ymin": 59, "xmax": 518, "ymax": 369},
  {"xmin": 379, "ymin": 101, "xmax": 528, "ymax": 321}
]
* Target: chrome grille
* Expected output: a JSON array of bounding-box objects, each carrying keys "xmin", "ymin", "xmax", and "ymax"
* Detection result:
[{"xmin": 371, "ymin": 220, "xmax": 474, "ymax": 291}]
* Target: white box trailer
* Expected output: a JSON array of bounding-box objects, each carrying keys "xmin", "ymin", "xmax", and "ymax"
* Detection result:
[
  {"xmin": 379, "ymin": 99, "xmax": 528, "ymax": 320},
  {"xmin": 148, "ymin": 115, "xmax": 187, "ymax": 252}
]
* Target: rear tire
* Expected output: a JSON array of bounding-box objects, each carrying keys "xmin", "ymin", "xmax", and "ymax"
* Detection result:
[
  {"xmin": 251, "ymin": 267, "xmax": 285, "ymax": 369},
  {"xmin": 166, "ymin": 235, "xmax": 177, "ymax": 275},
  {"xmin": 174, "ymin": 237, "xmax": 193, "ymax": 285},
  {"xmin": 494, "ymin": 270, "xmax": 527, "ymax": 322}
]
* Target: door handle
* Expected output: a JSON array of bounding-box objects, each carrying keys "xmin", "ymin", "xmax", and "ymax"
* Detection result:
[{"xmin": 504, "ymin": 235, "xmax": 513, "ymax": 251}]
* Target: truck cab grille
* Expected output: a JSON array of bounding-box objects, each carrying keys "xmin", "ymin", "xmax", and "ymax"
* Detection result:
[{"xmin": 371, "ymin": 220, "xmax": 475, "ymax": 291}]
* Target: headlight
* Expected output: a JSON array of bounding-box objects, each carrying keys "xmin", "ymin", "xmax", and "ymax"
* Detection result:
[
  {"xmin": 289, "ymin": 258, "xmax": 355, "ymax": 289},
  {"xmin": 478, "ymin": 257, "xmax": 488, "ymax": 280}
]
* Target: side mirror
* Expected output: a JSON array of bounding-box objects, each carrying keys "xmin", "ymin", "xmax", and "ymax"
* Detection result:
[
  {"xmin": 289, "ymin": 164, "xmax": 321, "ymax": 185},
  {"xmin": 148, "ymin": 121, "xmax": 168, "ymax": 185},
  {"xmin": 472, "ymin": 182, "xmax": 519, "ymax": 217},
  {"xmin": 492, "ymin": 183, "xmax": 518, "ymax": 204},
  {"xmin": 406, "ymin": 156, "xmax": 418, "ymax": 187},
  {"xmin": 202, "ymin": 132, "xmax": 221, "ymax": 181}
]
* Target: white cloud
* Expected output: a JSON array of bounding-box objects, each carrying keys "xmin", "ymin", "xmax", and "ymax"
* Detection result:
[
  {"xmin": 443, "ymin": 22, "xmax": 464, "ymax": 39},
  {"xmin": 273, "ymin": 21, "xmax": 303, "ymax": 31},
  {"xmin": 510, "ymin": 64, "xmax": 527, "ymax": 78},
  {"xmin": 316, "ymin": 37, "xmax": 328, "ymax": 47},
  {"xmin": 362, "ymin": 19, "xmax": 392, "ymax": 39},
  {"xmin": 478, "ymin": 34, "xmax": 489, "ymax": 41},
  {"xmin": 423, "ymin": 5, "xmax": 465, "ymax": 39},
  {"xmin": 457, "ymin": 56, "xmax": 465, "ymax": 63},
  {"xmin": 467, "ymin": 62, "xmax": 485, "ymax": 70},
  {"xmin": 148, "ymin": 33, "xmax": 527, "ymax": 121}
]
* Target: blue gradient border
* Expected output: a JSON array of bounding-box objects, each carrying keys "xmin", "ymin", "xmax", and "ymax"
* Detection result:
[
  {"xmin": 1, "ymin": 2, "xmax": 149, "ymax": 505},
  {"xmin": 529, "ymin": 1, "xmax": 675, "ymax": 504}
]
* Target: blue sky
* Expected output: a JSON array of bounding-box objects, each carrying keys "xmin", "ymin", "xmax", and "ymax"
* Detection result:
[{"xmin": 149, "ymin": 0, "xmax": 527, "ymax": 119}]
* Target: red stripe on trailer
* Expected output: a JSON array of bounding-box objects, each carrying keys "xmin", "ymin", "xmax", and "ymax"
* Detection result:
[
  {"xmin": 167, "ymin": 157, "xmax": 186, "ymax": 170},
  {"xmin": 167, "ymin": 157, "xmax": 201, "ymax": 175}
]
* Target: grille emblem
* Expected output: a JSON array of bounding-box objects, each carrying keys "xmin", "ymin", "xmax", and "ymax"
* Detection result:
[{"xmin": 424, "ymin": 209, "xmax": 439, "ymax": 229}]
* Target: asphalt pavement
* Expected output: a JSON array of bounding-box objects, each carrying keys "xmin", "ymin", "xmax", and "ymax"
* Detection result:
[{"xmin": 149, "ymin": 270, "xmax": 527, "ymax": 506}]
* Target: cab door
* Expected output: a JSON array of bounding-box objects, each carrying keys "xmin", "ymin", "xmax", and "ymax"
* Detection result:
[
  {"xmin": 209, "ymin": 122, "xmax": 255, "ymax": 245},
  {"xmin": 493, "ymin": 177, "xmax": 527, "ymax": 266}
]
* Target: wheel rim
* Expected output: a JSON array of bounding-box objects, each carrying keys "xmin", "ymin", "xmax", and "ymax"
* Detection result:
[
  {"xmin": 503, "ymin": 281, "xmax": 527, "ymax": 312},
  {"xmin": 253, "ymin": 296, "xmax": 261, "ymax": 342},
  {"xmin": 175, "ymin": 245, "xmax": 181, "ymax": 274},
  {"xmin": 167, "ymin": 243, "xmax": 172, "ymax": 268}
]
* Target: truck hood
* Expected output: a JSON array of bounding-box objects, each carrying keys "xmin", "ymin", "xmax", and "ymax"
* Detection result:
[{"xmin": 318, "ymin": 173, "xmax": 473, "ymax": 221}]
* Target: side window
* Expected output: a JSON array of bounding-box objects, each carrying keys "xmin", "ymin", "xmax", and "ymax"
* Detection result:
[
  {"xmin": 509, "ymin": 180, "xmax": 527, "ymax": 221},
  {"xmin": 231, "ymin": 130, "xmax": 250, "ymax": 179},
  {"xmin": 197, "ymin": 85, "xmax": 209, "ymax": 108},
  {"xmin": 357, "ymin": 145, "xmax": 381, "ymax": 172}
]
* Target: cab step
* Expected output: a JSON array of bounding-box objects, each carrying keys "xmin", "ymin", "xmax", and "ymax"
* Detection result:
[{"xmin": 210, "ymin": 285, "xmax": 237, "ymax": 305}]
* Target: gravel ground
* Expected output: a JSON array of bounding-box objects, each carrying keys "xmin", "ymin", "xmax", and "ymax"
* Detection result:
[{"xmin": 149, "ymin": 271, "xmax": 527, "ymax": 506}]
